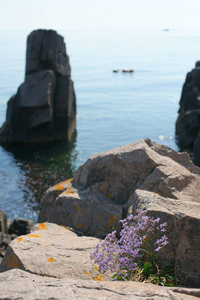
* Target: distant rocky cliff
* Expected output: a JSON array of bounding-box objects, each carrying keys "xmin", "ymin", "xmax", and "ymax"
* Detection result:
[{"xmin": 0, "ymin": 29, "xmax": 76, "ymax": 144}]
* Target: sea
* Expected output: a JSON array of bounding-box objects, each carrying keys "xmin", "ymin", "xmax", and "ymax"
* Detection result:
[{"xmin": 0, "ymin": 28, "xmax": 200, "ymax": 222}]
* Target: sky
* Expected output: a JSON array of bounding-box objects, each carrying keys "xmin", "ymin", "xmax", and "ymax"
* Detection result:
[{"xmin": 0, "ymin": 0, "xmax": 200, "ymax": 31}]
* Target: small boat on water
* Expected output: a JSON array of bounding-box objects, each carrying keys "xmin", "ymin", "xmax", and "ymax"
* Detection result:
[{"xmin": 113, "ymin": 69, "xmax": 134, "ymax": 73}]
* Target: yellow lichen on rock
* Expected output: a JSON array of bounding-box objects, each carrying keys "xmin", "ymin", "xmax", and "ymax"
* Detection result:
[
  {"xmin": 62, "ymin": 188, "xmax": 76, "ymax": 196},
  {"xmin": 94, "ymin": 265, "xmax": 99, "ymax": 271},
  {"xmin": 26, "ymin": 234, "xmax": 42, "ymax": 238},
  {"xmin": 47, "ymin": 257, "xmax": 55, "ymax": 262},
  {"xmin": 93, "ymin": 274, "xmax": 104, "ymax": 281},
  {"xmin": 6, "ymin": 254, "xmax": 19, "ymax": 268},
  {"xmin": 152, "ymin": 192, "xmax": 158, "ymax": 195},
  {"xmin": 53, "ymin": 182, "xmax": 65, "ymax": 191},
  {"xmin": 65, "ymin": 178, "xmax": 73, "ymax": 183},
  {"xmin": 38, "ymin": 223, "xmax": 48, "ymax": 230},
  {"xmin": 108, "ymin": 193, "xmax": 113, "ymax": 200},
  {"xmin": 76, "ymin": 224, "xmax": 83, "ymax": 228},
  {"xmin": 17, "ymin": 237, "xmax": 24, "ymax": 243},
  {"xmin": 108, "ymin": 214, "xmax": 115, "ymax": 227},
  {"xmin": 84, "ymin": 271, "xmax": 92, "ymax": 276}
]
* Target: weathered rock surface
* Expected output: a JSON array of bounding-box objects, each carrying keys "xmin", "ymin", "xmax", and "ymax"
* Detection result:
[
  {"xmin": 0, "ymin": 222, "xmax": 102, "ymax": 280},
  {"xmin": 176, "ymin": 61, "xmax": 200, "ymax": 166},
  {"xmin": 0, "ymin": 269, "xmax": 200, "ymax": 300},
  {"xmin": 38, "ymin": 138, "xmax": 200, "ymax": 286},
  {"xmin": 0, "ymin": 29, "xmax": 76, "ymax": 144}
]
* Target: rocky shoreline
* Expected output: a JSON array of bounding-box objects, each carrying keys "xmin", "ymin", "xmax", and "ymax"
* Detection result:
[
  {"xmin": 0, "ymin": 139, "xmax": 200, "ymax": 299},
  {"xmin": 0, "ymin": 211, "xmax": 33, "ymax": 265}
]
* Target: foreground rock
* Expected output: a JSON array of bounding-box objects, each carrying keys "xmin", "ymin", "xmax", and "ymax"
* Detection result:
[
  {"xmin": 39, "ymin": 138, "xmax": 200, "ymax": 286},
  {"xmin": 0, "ymin": 222, "xmax": 101, "ymax": 280},
  {"xmin": 176, "ymin": 61, "xmax": 200, "ymax": 166},
  {"xmin": 0, "ymin": 29, "xmax": 76, "ymax": 144},
  {"xmin": 0, "ymin": 269, "xmax": 199, "ymax": 300},
  {"xmin": 0, "ymin": 223, "xmax": 199, "ymax": 299}
]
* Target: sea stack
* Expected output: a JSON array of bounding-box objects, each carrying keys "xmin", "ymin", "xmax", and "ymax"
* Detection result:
[{"xmin": 0, "ymin": 29, "xmax": 76, "ymax": 144}]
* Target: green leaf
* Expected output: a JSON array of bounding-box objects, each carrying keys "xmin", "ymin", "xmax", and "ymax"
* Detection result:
[{"xmin": 164, "ymin": 283, "xmax": 174, "ymax": 287}]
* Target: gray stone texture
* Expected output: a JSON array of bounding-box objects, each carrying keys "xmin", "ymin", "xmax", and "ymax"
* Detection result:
[
  {"xmin": 38, "ymin": 138, "xmax": 200, "ymax": 286},
  {"xmin": 0, "ymin": 29, "xmax": 76, "ymax": 144}
]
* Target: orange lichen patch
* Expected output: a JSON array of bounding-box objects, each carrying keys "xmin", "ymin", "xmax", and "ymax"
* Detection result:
[
  {"xmin": 93, "ymin": 274, "xmax": 104, "ymax": 281},
  {"xmin": 84, "ymin": 271, "xmax": 92, "ymax": 277},
  {"xmin": 47, "ymin": 257, "xmax": 55, "ymax": 262},
  {"xmin": 108, "ymin": 193, "xmax": 113, "ymax": 200},
  {"xmin": 62, "ymin": 188, "xmax": 76, "ymax": 195},
  {"xmin": 38, "ymin": 223, "xmax": 48, "ymax": 230},
  {"xmin": 53, "ymin": 182, "xmax": 65, "ymax": 191},
  {"xmin": 56, "ymin": 205, "xmax": 61, "ymax": 208},
  {"xmin": 76, "ymin": 224, "xmax": 83, "ymax": 228},
  {"xmin": 17, "ymin": 237, "xmax": 24, "ymax": 243},
  {"xmin": 108, "ymin": 215, "xmax": 115, "ymax": 227},
  {"xmin": 75, "ymin": 206, "xmax": 79, "ymax": 211},
  {"xmin": 26, "ymin": 234, "xmax": 42, "ymax": 238},
  {"xmin": 94, "ymin": 265, "xmax": 99, "ymax": 271},
  {"xmin": 6, "ymin": 254, "xmax": 19, "ymax": 268},
  {"xmin": 50, "ymin": 237, "xmax": 56, "ymax": 239},
  {"xmin": 65, "ymin": 178, "xmax": 73, "ymax": 183},
  {"xmin": 152, "ymin": 192, "xmax": 158, "ymax": 195}
]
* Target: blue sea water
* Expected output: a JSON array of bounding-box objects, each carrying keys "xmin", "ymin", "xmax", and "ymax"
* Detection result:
[{"xmin": 0, "ymin": 29, "xmax": 200, "ymax": 221}]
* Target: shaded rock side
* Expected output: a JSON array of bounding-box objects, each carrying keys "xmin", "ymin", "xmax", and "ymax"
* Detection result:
[
  {"xmin": 39, "ymin": 138, "xmax": 200, "ymax": 286},
  {"xmin": 0, "ymin": 29, "xmax": 76, "ymax": 144},
  {"xmin": 175, "ymin": 61, "xmax": 200, "ymax": 166},
  {"xmin": 0, "ymin": 269, "xmax": 200, "ymax": 300}
]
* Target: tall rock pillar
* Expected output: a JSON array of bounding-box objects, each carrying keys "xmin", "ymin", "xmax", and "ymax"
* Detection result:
[{"xmin": 0, "ymin": 29, "xmax": 76, "ymax": 144}]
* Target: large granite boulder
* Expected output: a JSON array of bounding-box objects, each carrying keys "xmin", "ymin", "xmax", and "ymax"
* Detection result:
[
  {"xmin": 0, "ymin": 29, "xmax": 76, "ymax": 144},
  {"xmin": 176, "ymin": 61, "xmax": 200, "ymax": 165},
  {"xmin": 39, "ymin": 138, "xmax": 200, "ymax": 286}
]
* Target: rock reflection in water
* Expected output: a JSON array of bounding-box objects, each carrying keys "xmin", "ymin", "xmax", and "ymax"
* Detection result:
[{"xmin": 0, "ymin": 133, "xmax": 77, "ymax": 222}]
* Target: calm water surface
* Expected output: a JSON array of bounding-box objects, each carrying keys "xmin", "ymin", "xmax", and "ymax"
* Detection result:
[{"xmin": 0, "ymin": 29, "xmax": 200, "ymax": 221}]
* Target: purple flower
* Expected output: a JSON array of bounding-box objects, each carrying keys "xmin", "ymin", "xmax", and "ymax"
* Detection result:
[{"xmin": 91, "ymin": 208, "xmax": 168, "ymax": 280}]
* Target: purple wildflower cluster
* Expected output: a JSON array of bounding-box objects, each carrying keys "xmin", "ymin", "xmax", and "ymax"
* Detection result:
[{"xmin": 91, "ymin": 209, "xmax": 168, "ymax": 279}]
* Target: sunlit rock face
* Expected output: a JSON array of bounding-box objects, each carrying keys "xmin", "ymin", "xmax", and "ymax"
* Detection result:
[{"xmin": 0, "ymin": 29, "xmax": 76, "ymax": 144}]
